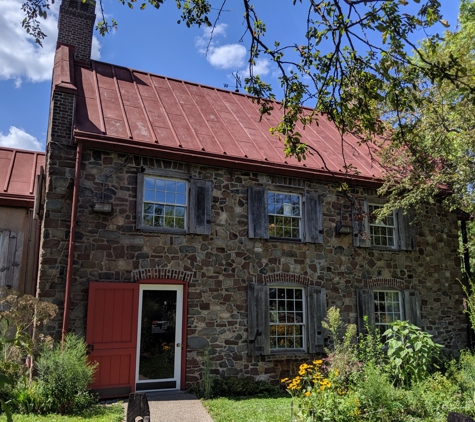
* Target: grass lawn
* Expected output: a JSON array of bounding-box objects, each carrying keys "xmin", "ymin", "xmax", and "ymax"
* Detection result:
[
  {"xmin": 203, "ymin": 397, "xmax": 293, "ymax": 422},
  {"xmin": 0, "ymin": 404, "xmax": 124, "ymax": 422}
]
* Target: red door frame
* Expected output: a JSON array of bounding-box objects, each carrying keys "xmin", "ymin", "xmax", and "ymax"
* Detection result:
[{"xmin": 138, "ymin": 279, "xmax": 189, "ymax": 391}]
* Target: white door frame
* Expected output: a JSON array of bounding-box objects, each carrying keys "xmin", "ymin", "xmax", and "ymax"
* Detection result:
[{"xmin": 135, "ymin": 284, "xmax": 183, "ymax": 391}]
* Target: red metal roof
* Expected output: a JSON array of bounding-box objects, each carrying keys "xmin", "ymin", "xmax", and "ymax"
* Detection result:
[
  {"xmin": 0, "ymin": 147, "xmax": 45, "ymax": 207},
  {"xmin": 72, "ymin": 55, "xmax": 382, "ymax": 185}
]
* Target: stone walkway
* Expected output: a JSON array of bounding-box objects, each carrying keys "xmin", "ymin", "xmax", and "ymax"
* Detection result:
[{"xmin": 123, "ymin": 391, "xmax": 214, "ymax": 422}]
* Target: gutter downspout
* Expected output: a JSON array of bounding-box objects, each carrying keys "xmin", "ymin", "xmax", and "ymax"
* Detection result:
[{"xmin": 62, "ymin": 141, "xmax": 82, "ymax": 344}]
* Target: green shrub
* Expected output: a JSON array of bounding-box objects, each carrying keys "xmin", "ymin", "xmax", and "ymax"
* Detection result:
[
  {"xmin": 35, "ymin": 334, "xmax": 97, "ymax": 415},
  {"xmin": 209, "ymin": 376, "xmax": 282, "ymax": 398},
  {"xmin": 384, "ymin": 320, "xmax": 443, "ymax": 387},
  {"xmin": 357, "ymin": 316, "xmax": 385, "ymax": 365},
  {"xmin": 405, "ymin": 373, "xmax": 464, "ymax": 421},
  {"xmin": 356, "ymin": 363, "xmax": 405, "ymax": 421},
  {"xmin": 9, "ymin": 376, "xmax": 40, "ymax": 415},
  {"xmin": 322, "ymin": 307, "xmax": 361, "ymax": 384}
]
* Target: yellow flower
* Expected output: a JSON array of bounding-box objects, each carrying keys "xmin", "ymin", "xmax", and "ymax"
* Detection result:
[
  {"xmin": 304, "ymin": 391, "xmax": 311, "ymax": 397},
  {"xmin": 313, "ymin": 359, "xmax": 323, "ymax": 365}
]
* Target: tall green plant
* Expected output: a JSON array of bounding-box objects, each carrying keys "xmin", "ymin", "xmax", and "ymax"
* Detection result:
[
  {"xmin": 461, "ymin": 277, "xmax": 475, "ymax": 330},
  {"xmin": 0, "ymin": 289, "xmax": 56, "ymax": 381},
  {"xmin": 35, "ymin": 334, "xmax": 97, "ymax": 415},
  {"xmin": 322, "ymin": 307, "xmax": 360, "ymax": 384},
  {"xmin": 384, "ymin": 320, "xmax": 442, "ymax": 387}
]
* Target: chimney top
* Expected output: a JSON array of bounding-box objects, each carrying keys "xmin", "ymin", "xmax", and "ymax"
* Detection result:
[{"xmin": 57, "ymin": 0, "xmax": 96, "ymax": 64}]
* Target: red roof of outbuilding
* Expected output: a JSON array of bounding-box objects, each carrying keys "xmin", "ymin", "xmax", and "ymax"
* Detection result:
[
  {"xmin": 0, "ymin": 147, "xmax": 45, "ymax": 207},
  {"xmin": 68, "ymin": 48, "xmax": 382, "ymax": 185}
]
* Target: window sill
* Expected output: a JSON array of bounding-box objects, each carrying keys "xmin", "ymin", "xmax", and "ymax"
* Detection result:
[
  {"xmin": 267, "ymin": 350, "xmax": 314, "ymax": 360},
  {"xmin": 268, "ymin": 237, "xmax": 302, "ymax": 243},
  {"xmin": 136, "ymin": 224, "xmax": 187, "ymax": 235},
  {"xmin": 369, "ymin": 245, "xmax": 399, "ymax": 252}
]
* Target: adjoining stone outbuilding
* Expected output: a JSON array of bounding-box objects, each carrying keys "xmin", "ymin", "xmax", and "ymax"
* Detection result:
[{"xmin": 36, "ymin": 0, "xmax": 468, "ymax": 398}]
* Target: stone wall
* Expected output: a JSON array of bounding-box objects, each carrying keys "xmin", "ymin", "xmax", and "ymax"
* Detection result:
[{"xmin": 37, "ymin": 147, "xmax": 467, "ymax": 387}]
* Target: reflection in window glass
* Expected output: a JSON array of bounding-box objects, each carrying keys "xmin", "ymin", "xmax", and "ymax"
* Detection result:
[
  {"xmin": 374, "ymin": 290, "xmax": 402, "ymax": 334},
  {"xmin": 143, "ymin": 177, "xmax": 187, "ymax": 229},
  {"xmin": 268, "ymin": 192, "xmax": 301, "ymax": 239},
  {"xmin": 369, "ymin": 204, "xmax": 396, "ymax": 247},
  {"xmin": 269, "ymin": 287, "xmax": 305, "ymax": 350}
]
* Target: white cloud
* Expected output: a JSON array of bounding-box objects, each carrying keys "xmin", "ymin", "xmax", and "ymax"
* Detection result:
[
  {"xmin": 196, "ymin": 24, "xmax": 246, "ymax": 70},
  {"xmin": 0, "ymin": 127, "xmax": 44, "ymax": 151},
  {"xmin": 0, "ymin": 0, "xmax": 59, "ymax": 84},
  {"xmin": 208, "ymin": 44, "xmax": 247, "ymax": 70},
  {"xmin": 252, "ymin": 58, "xmax": 270, "ymax": 77},
  {"xmin": 0, "ymin": 0, "xmax": 101, "ymax": 84},
  {"xmin": 91, "ymin": 35, "xmax": 101, "ymax": 60},
  {"xmin": 195, "ymin": 23, "xmax": 228, "ymax": 51}
]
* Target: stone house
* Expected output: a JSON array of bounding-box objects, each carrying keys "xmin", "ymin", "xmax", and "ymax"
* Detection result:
[
  {"xmin": 0, "ymin": 146, "xmax": 44, "ymax": 296},
  {"xmin": 37, "ymin": 0, "xmax": 468, "ymax": 398}
]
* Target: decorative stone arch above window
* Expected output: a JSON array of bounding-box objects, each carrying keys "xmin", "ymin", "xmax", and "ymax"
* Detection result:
[
  {"xmin": 132, "ymin": 268, "xmax": 194, "ymax": 283},
  {"xmin": 367, "ymin": 278, "xmax": 407, "ymax": 290},
  {"xmin": 261, "ymin": 272, "xmax": 320, "ymax": 286}
]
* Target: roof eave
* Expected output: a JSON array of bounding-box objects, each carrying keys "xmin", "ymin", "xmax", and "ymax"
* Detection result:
[
  {"xmin": 0, "ymin": 194, "xmax": 34, "ymax": 208},
  {"xmin": 74, "ymin": 131, "xmax": 383, "ymax": 188}
]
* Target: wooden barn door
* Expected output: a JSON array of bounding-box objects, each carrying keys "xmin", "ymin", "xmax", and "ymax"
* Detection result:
[{"xmin": 86, "ymin": 282, "xmax": 139, "ymax": 398}]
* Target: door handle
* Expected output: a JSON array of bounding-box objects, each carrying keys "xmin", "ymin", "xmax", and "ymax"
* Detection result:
[{"xmin": 176, "ymin": 343, "xmax": 181, "ymax": 348}]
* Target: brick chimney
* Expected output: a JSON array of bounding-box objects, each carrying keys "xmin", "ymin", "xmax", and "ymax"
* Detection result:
[{"xmin": 57, "ymin": 0, "xmax": 96, "ymax": 63}]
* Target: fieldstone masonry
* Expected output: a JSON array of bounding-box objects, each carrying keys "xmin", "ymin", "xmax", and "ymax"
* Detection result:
[{"xmin": 37, "ymin": 148, "xmax": 467, "ymax": 387}]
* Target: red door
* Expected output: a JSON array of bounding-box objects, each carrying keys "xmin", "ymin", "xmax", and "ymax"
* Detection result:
[{"xmin": 86, "ymin": 282, "xmax": 139, "ymax": 398}]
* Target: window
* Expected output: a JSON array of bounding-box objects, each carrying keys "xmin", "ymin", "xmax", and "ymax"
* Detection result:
[
  {"xmin": 352, "ymin": 200, "xmax": 417, "ymax": 250},
  {"xmin": 268, "ymin": 192, "xmax": 302, "ymax": 240},
  {"xmin": 136, "ymin": 171, "xmax": 213, "ymax": 234},
  {"xmin": 248, "ymin": 283, "xmax": 326, "ymax": 356},
  {"xmin": 269, "ymin": 287, "xmax": 305, "ymax": 350},
  {"xmin": 373, "ymin": 290, "xmax": 403, "ymax": 334},
  {"xmin": 356, "ymin": 288, "xmax": 421, "ymax": 335},
  {"xmin": 369, "ymin": 204, "xmax": 396, "ymax": 248},
  {"xmin": 248, "ymin": 186, "xmax": 322, "ymax": 243},
  {"xmin": 142, "ymin": 177, "xmax": 187, "ymax": 230}
]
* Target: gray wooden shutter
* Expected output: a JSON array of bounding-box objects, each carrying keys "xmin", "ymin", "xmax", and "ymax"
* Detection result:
[
  {"xmin": 247, "ymin": 283, "xmax": 270, "ymax": 356},
  {"xmin": 356, "ymin": 288, "xmax": 375, "ymax": 333},
  {"xmin": 307, "ymin": 286, "xmax": 326, "ymax": 353},
  {"xmin": 304, "ymin": 193, "xmax": 323, "ymax": 244},
  {"xmin": 136, "ymin": 173, "xmax": 145, "ymax": 229},
  {"xmin": 248, "ymin": 186, "xmax": 269, "ymax": 239},
  {"xmin": 404, "ymin": 289, "xmax": 421, "ymax": 326},
  {"xmin": 0, "ymin": 231, "xmax": 23, "ymax": 290},
  {"xmin": 353, "ymin": 200, "xmax": 371, "ymax": 247},
  {"xmin": 189, "ymin": 179, "xmax": 213, "ymax": 235},
  {"xmin": 396, "ymin": 208, "xmax": 417, "ymax": 251}
]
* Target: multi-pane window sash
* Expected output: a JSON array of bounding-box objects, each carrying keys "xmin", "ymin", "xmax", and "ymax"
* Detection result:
[
  {"xmin": 269, "ymin": 287, "xmax": 305, "ymax": 350},
  {"xmin": 142, "ymin": 177, "xmax": 187, "ymax": 229},
  {"xmin": 369, "ymin": 204, "xmax": 396, "ymax": 247},
  {"xmin": 268, "ymin": 192, "xmax": 302, "ymax": 239},
  {"xmin": 374, "ymin": 290, "xmax": 403, "ymax": 334}
]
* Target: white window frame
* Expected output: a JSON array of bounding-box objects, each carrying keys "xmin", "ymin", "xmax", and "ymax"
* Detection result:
[
  {"xmin": 267, "ymin": 191, "xmax": 302, "ymax": 240},
  {"xmin": 268, "ymin": 286, "xmax": 306, "ymax": 351},
  {"xmin": 373, "ymin": 290, "xmax": 403, "ymax": 334},
  {"xmin": 136, "ymin": 169, "xmax": 190, "ymax": 234},
  {"xmin": 368, "ymin": 204, "xmax": 398, "ymax": 249}
]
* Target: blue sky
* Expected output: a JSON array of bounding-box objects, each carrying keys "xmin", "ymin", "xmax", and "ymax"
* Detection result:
[{"xmin": 0, "ymin": 0, "xmax": 461, "ymax": 152}]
